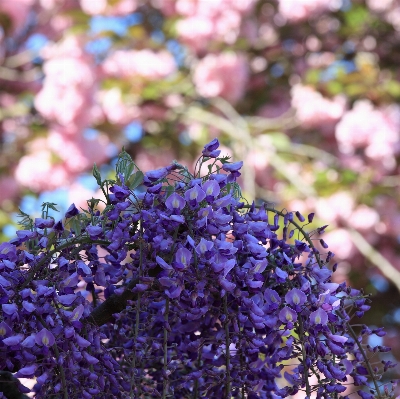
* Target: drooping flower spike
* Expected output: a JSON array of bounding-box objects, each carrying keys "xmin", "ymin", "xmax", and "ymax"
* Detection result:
[{"xmin": 0, "ymin": 145, "xmax": 395, "ymax": 399}]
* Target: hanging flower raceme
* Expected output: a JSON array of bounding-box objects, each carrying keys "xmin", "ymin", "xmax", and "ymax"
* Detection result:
[{"xmin": 0, "ymin": 140, "xmax": 396, "ymax": 398}]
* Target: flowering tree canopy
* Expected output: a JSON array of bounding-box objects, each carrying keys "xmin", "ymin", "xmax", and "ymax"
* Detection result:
[{"xmin": 0, "ymin": 140, "xmax": 396, "ymax": 398}]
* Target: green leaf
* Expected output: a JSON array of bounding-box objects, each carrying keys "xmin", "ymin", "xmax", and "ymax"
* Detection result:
[
  {"xmin": 127, "ymin": 171, "xmax": 144, "ymax": 190},
  {"xmin": 17, "ymin": 209, "xmax": 33, "ymax": 230},
  {"xmin": 41, "ymin": 202, "xmax": 59, "ymax": 212},
  {"xmin": 69, "ymin": 216, "xmax": 82, "ymax": 237},
  {"xmin": 92, "ymin": 163, "xmax": 102, "ymax": 186}
]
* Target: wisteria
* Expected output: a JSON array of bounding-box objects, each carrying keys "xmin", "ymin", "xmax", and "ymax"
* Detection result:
[{"xmin": 0, "ymin": 139, "xmax": 397, "ymax": 398}]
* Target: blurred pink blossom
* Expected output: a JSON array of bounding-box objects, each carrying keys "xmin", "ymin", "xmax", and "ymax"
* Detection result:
[
  {"xmin": 278, "ymin": 0, "xmax": 332, "ymax": 22},
  {"xmin": 367, "ymin": 0, "xmax": 394, "ymax": 13},
  {"xmin": 335, "ymin": 100, "xmax": 400, "ymax": 167},
  {"xmin": 100, "ymin": 88, "xmax": 141, "ymax": 125},
  {"xmin": 102, "ymin": 49, "xmax": 176, "ymax": 80},
  {"xmin": 35, "ymin": 36, "xmax": 98, "ymax": 131},
  {"xmin": 161, "ymin": 0, "xmax": 256, "ymax": 52},
  {"xmin": 315, "ymin": 192, "xmax": 354, "ymax": 224},
  {"xmin": 193, "ymin": 52, "xmax": 249, "ymax": 103},
  {"xmin": 15, "ymin": 149, "xmax": 72, "ymax": 192},
  {"xmin": 0, "ymin": 176, "xmax": 20, "ymax": 205},
  {"xmin": 67, "ymin": 183, "xmax": 95, "ymax": 209},
  {"xmin": 375, "ymin": 196, "xmax": 400, "ymax": 237},
  {"xmin": 79, "ymin": 0, "xmax": 137, "ymax": 15},
  {"xmin": 47, "ymin": 129, "xmax": 109, "ymax": 174},
  {"xmin": 349, "ymin": 205, "xmax": 380, "ymax": 231},
  {"xmin": 291, "ymin": 84, "xmax": 346, "ymax": 130},
  {"xmin": 14, "ymin": 129, "xmax": 109, "ymax": 192},
  {"xmin": 322, "ymin": 228, "xmax": 356, "ymax": 260}
]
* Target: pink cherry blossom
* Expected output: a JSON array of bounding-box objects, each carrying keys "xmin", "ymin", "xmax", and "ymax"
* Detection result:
[
  {"xmin": 14, "ymin": 149, "xmax": 72, "ymax": 192},
  {"xmin": 100, "ymin": 88, "xmax": 141, "ymax": 125},
  {"xmin": 291, "ymin": 84, "xmax": 346, "ymax": 130},
  {"xmin": 102, "ymin": 49, "xmax": 176, "ymax": 80},
  {"xmin": 193, "ymin": 52, "xmax": 249, "ymax": 103},
  {"xmin": 349, "ymin": 205, "xmax": 380, "ymax": 231},
  {"xmin": 47, "ymin": 129, "xmax": 109, "ymax": 174},
  {"xmin": 164, "ymin": 0, "xmax": 256, "ymax": 52},
  {"xmin": 278, "ymin": 0, "xmax": 332, "ymax": 22},
  {"xmin": 322, "ymin": 229, "xmax": 356, "ymax": 260},
  {"xmin": 0, "ymin": 176, "xmax": 20, "ymax": 205},
  {"xmin": 35, "ymin": 36, "xmax": 98, "ymax": 131},
  {"xmin": 14, "ymin": 128, "xmax": 110, "ymax": 192},
  {"xmin": 335, "ymin": 100, "xmax": 400, "ymax": 167},
  {"xmin": 315, "ymin": 192, "xmax": 354, "ymax": 224},
  {"xmin": 79, "ymin": 0, "xmax": 137, "ymax": 16},
  {"xmin": 366, "ymin": 0, "xmax": 394, "ymax": 13}
]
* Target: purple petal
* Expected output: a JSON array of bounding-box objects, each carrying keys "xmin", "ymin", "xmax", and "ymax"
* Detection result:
[
  {"xmin": 57, "ymin": 294, "xmax": 77, "ymax": 305},
  {"xmin": 35, "ymin": 328, "xmax": 55, "ymax": 347}
]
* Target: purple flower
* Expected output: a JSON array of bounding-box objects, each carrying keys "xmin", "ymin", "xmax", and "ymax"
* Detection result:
[
  {"xmin": 16, "ymin": 230, "xmax": 37, "ymax": 242},
  {"xmin": 34, "ymin": 218, "xmax": 55, "ymax": 229},
  {"xmin": 202, "ymin": 180, "xmax": 220, "ymax": 203},
  {"xmin": 83, "ymin": 351, "xmax": 100, "ymax": 364},
  {"xmin": 174, "ymin": 247, "xmax": 192, "ymax": 270},
  {"xmin": 0, "ymin": 242, "xmax": 17, "ymax": 262},
  {"xmin": 0, "ymin": 321, "xmax": 11, "ymax": 338},
  {"xmin": 21, "ymin": 334, "xmax": 36, "ymax": 348},
  {"xmin": 65, "ymin": 203, "xmax": 79, "ymax": 218},
  {"xmin": 86, "ymin": 225, "xmax": 103, "ymax": 239},
  {"xmin": 76, "ymin": 333, "xmax": 91, "ymax": 348},
  {"xmin": 144, "ymin": 167, "xmax": 169, "ymax": 184},
  {"xmin": 2, "ymin": 334, "xmax": 24, "ymax": 346},
  {"xmin": 310, "ymin": 308, "xmax": 328, "ymax": 325},
  {"xmin": 57, "ymin": 294, "xmax": 77, "ymax": 305},
  {"xmin": 279, "ymin": 306, "xmax": 297, "ymax": 323},
  {"xmin": 22, "ymin": 301, "xmax": 35, "ymax": 313},
  {"xmin": 222, "ymin": 161, "xmax": 243, "ymax": 181},
  {"xmin": 156, "ymin": 256, "xmax": 173, "ymax": 270},
  {"xmin": 2, "ymin": 303, "xmax": 18, "ymax": 316},
  {"xmin": 285, "ymin": 288, "xmax": 307, "ymax": 307},
  {"xmin": 53, "ymin": 220, "xmax": 64, "ymax": 232},
  {"xmin": 77, "ymin": 260, "xmax": 92, "ymax": 276},
  {"xmin": 15, "ymin": 364, "xmax": 37, "ymax": 378},
  {"xmin": 70, "ymin": 304, "xmax": 84, "ymax": 322},
  {"xmin": 35, "ymin": 328, "xmax": 55, "ymax": 347},
  {"xmin": 264, "ymin": 289, "xmax": 281, "ymax": 310},
  {"xmin": 184, "ymin": 185, "xmax": 206, "ymax": 208},
  {"xmin": 195, "ymin": 238, "xmax": 214, "ymax": 257},
  {"xmin": 165, "ymin": 192, "xmax": 186, "ymax": 211},
  {"xmin": 202, "ymin": 138, "xmax": 221, "ymax": 158},
  {"xmin": 295, "ymin": 211, "xmax": 305, "ymax": 222},
  {"xmin": 109, "ymin": 184, "xmax": 130, "ymax": 201}
]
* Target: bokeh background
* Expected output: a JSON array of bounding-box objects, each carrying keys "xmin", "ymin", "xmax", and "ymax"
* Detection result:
[{"xmin": 1, "ymin": 0, "xmax": 400, "ymax": 393}]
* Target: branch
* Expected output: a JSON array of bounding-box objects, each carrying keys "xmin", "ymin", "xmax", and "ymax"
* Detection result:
[
  {"xmin": 88, "ymin": 264, "xmax": 162, "ymax": 327},
  {"xmin": 348, "ymin": 228, "xmax": 400, "ymax": 294}
]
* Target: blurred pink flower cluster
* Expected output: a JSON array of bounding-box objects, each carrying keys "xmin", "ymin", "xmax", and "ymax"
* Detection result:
[
  {"xmin": 15, "ymin": 36, "xmax": 109, "ymax": 191},
  {"xmin": 335, "ymin": 100, "xmax": 400, "ymax": 169},
  {"xmin": 193, "ymin": 52, "xmax": 249, "ymax": 104},
  {"xmin": 291, "ymin": 84, "xmax": 346, "ymax": 131},
  {"xmin": 15, "ymin": 130, "xmax": 109, "ymax": 192},
  {"xmin": 79, "ymin": 0, "xmax": 137, "ymax": 16},
  {"xmin": 278, "ymin": 0, "xmax": 333, "ymax": 22},
  {"xmin": 159, "ymin": 0, "xmax": 256, "ymax": 52},
  {"xmin": 102, "ymin": 49, "xmax": 176, "ymax": 80},
  {"xmin": 35, "ymin": 36, "xmax": 98, "ymax": 132}
]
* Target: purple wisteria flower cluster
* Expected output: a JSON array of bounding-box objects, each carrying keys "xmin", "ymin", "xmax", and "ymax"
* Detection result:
[{"xmin": 0, "ymin": 139, "xmax": 397, "ymax": 398}]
